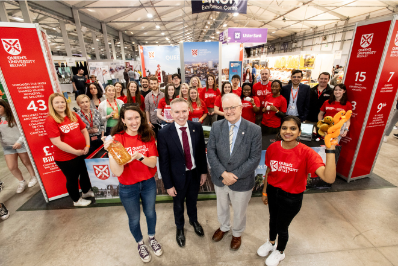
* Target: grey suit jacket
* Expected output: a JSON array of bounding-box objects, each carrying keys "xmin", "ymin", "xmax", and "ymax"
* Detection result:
[{"xmin": 207, "ymin": 118, "xmax": 262, "ymax": 192}]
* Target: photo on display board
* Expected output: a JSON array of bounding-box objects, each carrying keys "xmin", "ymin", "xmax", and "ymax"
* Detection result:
[
  {"xmin": 300, "ymin": 54, "xmax": 316, "ymax": 69},
  {"xmin": 142, "ymin": 46, "xmax": 180, "ymax": 85},
  {"xmin": 183, "ymin": 42, "xmax": 219, "ymax": 87}
]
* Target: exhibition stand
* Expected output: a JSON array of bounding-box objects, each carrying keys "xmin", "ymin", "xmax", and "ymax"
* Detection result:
[{"xmin": 53, "ymin": 56, "xmax": 88, "ymax": 93}]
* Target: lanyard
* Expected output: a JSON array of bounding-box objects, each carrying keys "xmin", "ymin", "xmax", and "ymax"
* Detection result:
[
  {"xmin": 152, "ymin": 93, "xmax": 159, "ymax": 106},
  {"xmin": 107, "ymin": 99, "xmax": 118, "ymax": 113},
  {"xmin": 291, "ymin": 86, "xmax": 299, "ymax": 103},
  {"xmin": 82, "ymin": 110, "xmax": 93, "ymax": 128},
  {"xmin": 317, "ymin": 88, "xmax": 322, "ymax": 98}
]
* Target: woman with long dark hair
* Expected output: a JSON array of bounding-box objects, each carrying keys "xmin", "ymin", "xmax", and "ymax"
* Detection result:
[
  {"xmin": 257, "ymin": 116, "xmax": 336, "ymax": 266},
  {"xmin": 318, "ymin": 83, "xmax": 352, "ymax": 138},
  {"xmin": 86, "ymin": 83, "xmax": 105, "ymax": 110},
  {"xmin": 124, "ymin": 81, "xmax": 145, "ymax": 111},
  {"xmin": 241, "ymin": 82, "xmax": 260, "ymax": 123},
  {"xmin": 261, "ymin": 80, "xmax": 287, "ymax": 136},
  {"xmin": 243, "ymin": 68, "xmax": 252, "ymax": 83},
  {"xmin": 44, "ymin": 93, "xmax": 93, "ymax": 206},
  {"xmin": 103, "ymin": 104, "xmax": 162, "ymax": 263},
  {"xmin": 199, "ymin": 74, "xmax": 220, "ymax": 126},
  {"xmin": 214, "ymin": 81, "xmax": 232, "ymax": 121},
  {"xmin": 0, "ymin": 99, "xmax": 37, "ymax": 193},
  {"xmin": 157, "ymin": 83, "xmax": 176, "ymax": 126}
]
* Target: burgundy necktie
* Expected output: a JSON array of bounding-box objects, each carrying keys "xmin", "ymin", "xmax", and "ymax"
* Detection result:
[{"xmin": 179, "ymin": 127, "xmax": 193, "ymax": 170}]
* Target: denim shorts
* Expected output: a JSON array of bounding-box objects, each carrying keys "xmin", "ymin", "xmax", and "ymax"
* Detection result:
[{"xmin": 2, "ymin": 143, "xmax": 27, "ymax": 155}]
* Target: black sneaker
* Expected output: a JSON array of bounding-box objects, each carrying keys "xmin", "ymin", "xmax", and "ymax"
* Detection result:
[
  {"xmin": 0, "ymin": 203, "xmax": 10, "ymax": 220},
  {"xmin": 149, "ymin": 236, "xmax": 163, "ymax": 256},
  {"xmin": 137, "ymin": 242, "xmax": 151, "ymax": 263},
  {"xmin": 0, "ymin": 180, "xmax": 3, "ymax": 192},
  {"xmin": 394, "ymin": 134, "xmax": 398, "ymax": 139}
]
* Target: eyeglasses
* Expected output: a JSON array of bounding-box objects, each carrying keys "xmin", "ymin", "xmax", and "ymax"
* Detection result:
[{"xmin": 223, "ymin": 105, "xmax": 242, "ymax": 112}]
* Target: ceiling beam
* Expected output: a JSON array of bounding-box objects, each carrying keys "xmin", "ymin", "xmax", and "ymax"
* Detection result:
[
  {"xmin": 73, "ymin": 1, "xmax": 100, "ymax": 8},
  {"xmin": 298, "ymin": 0, "xmax": 348, "ymax": 20}
]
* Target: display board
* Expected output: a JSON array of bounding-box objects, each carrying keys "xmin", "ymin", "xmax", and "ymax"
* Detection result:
[
  {"xmin": 229, "ymin": 61, "xmax": 242, "ymax": 84},
  {"xmin": 338, "ymin": 16, "xmax": 398, "ymax": 180},
  {"xmin": 139, "ymin": 45, "xmax": 180, "ymax": 84},
  {"xmin": 183, "ymin": 42, "xmax": 220, "ymax": 87},
  {"xmin": 0, "ymin": 23, "xmax": 64, "ymax": 201}
]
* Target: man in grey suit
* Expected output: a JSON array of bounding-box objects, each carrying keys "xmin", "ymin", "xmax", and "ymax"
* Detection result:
[{"xmin": 207, "ymin": 93, "xmax": 262, "ymax": 251}]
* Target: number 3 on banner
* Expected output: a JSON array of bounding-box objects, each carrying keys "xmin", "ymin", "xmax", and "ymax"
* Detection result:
[{"xmin": 27, "ymin": 100, "xmax": 47, "ymax": 111}]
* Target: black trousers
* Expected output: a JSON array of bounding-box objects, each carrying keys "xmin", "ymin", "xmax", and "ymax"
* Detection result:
[
  {"xmin": 55, "ymin": 156, "xmax": 92, "ymax": 202},
  {"xmin": 153, "ymin": 123, "xmax": 161, "ymax": 139},
  {"xmin": 267, "ymin": 183, "xmax": 303, "ymax": 252},
  {"xmin": 88, "ymin": 135, "xmax": 103, "ymax": 155},
  {"xmin": 173, "ymin": 168, "xmax": 200, "ymax": 229},
  {"xmin": 261, "ymin": 124, "xmax": 279, "ymax": 136}
]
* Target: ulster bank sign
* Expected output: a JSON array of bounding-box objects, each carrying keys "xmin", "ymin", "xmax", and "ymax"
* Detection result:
[{"xmin": 191, "ymin": 0, "xmax": 248, "ymax": 14}]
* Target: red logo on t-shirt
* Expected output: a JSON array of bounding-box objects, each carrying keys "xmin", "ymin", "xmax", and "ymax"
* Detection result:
[
  {"xmin": 94, "ymin": 165, "xmax": 110, "ymax": 180},
  {"xmin": 270, "ymin": 160, "xmax": 278, "ymax": 171},
  {"xmin": 126, "ymin": 145, "xmax": 149, "ymax": 156},
  {"xmin": 270, "ymin": 160, "xmax": 298, "ymax": 173},
  {"xmin": 205, "ymin": 93, "xmax": 216, "ymax": 99}
]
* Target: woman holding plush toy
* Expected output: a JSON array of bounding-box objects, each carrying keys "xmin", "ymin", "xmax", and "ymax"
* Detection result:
[
  {"xmin": 318, "ymin": 84, "xmax": 352, "ymax": 138},
  {"xmin": 257, "ymin": 116, "xmax": 337, "ymax": 266}
]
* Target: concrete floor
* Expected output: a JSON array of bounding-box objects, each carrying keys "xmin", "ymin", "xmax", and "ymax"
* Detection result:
[{"xmin": 1, "ymin": 123, "xmax": 398, "ymax": 265}]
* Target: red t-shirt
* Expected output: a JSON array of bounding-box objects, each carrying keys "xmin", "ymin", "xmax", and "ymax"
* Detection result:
[
  {"xmin": 232, "ymin": 87, "xmax": 242, "ymax": 97},
  {"xmin": 117, "ymin": 96, "xmax": 125, "ymax": 101},
  {"xmin": 261, "ymin": 94, "xmax": 287, "ymax": 128},
  {"xmin": 199, "ymin": 87, "xmax": 220, "ymax": 108},
  {"xmin": 44, "ymin": 113, "xmax": 86, "ymax": 161},
  {"xmin": 320, "ymin": 101, "xmax": 352, "ymax": 118},
  {"xmin": 189, "ymin": 100, "xmax": 207, "ymax": 123},
  {"xmin": 242, "ymin": 96, "xmax": 260, "ymax": 123},
  {"xmin": 266, "ymin": 141, "xmax": 325, "ymax": 194},
  {"xmin": 176, "ymin": 95, "xmax": 188, "ymax": 100},
  {"xmin": 113, "ymin": 132, "xmax": 158, "ymax": 185},
  {"xmin": 253, "ymin": 81, "xmax": 272, "ymax": 108},
  {"xmin": 122, "ymin": 95, "xmax": 146, "ymax": 111},
  {"xmin": 157, "ymin": 97, "xmax": 172, "ymax": 119},
  {"xmin": 214, "ymin": 95, "xmax": 223, "ymax": 112}
]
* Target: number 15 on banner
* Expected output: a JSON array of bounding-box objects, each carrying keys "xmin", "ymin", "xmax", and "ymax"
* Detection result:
[{"xmin": 27, "ymin": 100, "xmax": 47, "ymax": 111}]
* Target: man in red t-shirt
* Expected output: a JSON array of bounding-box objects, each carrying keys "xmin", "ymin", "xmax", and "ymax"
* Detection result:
[
  {"xmin": 253, "ymin": 68, "xmax": 272, "ymax": 125},
  {"xmin": 231, "ymin": 75, "xmax": 242, "ymax": 97}
]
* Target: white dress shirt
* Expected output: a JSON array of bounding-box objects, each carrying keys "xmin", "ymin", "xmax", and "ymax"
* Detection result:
[{"xmin": 175, "ymin": 122, "xmax": 196, "ymax": 171}]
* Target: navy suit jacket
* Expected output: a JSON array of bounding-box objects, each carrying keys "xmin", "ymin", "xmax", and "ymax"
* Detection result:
[
  {"xmin": 281, "ymin": 83, "xmax": 311, "ymax": 122},
  {"xmin": 157, "ymin": 121, "xmax": 208, "ymax": 191}
]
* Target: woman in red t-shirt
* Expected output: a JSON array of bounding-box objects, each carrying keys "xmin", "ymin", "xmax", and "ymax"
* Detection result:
[
  {"xmin": 103, "ymin": 105, "xmax": 162, "ymax": 262},
  {"xmin": 214, "ymin": 81, "xmax": 232, "ymax": 121},
  {"xmin": 318, "ymin": 83, "xmax": 352, "ymax": 138},
  {"xmin": 188, "ymin": 87, "xmax": 207, "ymax": 123},
  {"xmin": 257, "ymin": 116, "xmax": 336, "ymax": 265},
  {"xmin": 241, "ymin": 82, "xmax": 260, "ymax": 123},
  {"xmin": 261, "ymin": 80, "xmax": 287, "ymax": 136},
  {"xmin": 114, "ymin": 82, "xmax": 125, "ymax": 101},
  {"xmin": 199, "ymin": 74, "xmax": 220, "ymax": 126},
  {"xmin": 44, "ymin": 93, "xmax": 93, "ymax": 207},
  {"xmin": 124, "ymin": 81, "xmax": 145, "ymax": 111},
  {"xmin": 177, "ymin": 83, "xmax": 189, "ymax": 100},
  {"xmin": 157, "ymin": 83, "xmax": 176, "ymax": 126}
]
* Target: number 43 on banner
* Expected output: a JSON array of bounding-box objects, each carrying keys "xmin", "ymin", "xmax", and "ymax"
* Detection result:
[{"xmin": 27, "ymin": 100, "xmax": 47, "ymax": 111}]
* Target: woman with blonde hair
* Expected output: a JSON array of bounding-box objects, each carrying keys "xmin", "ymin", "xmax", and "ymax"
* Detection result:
[
  {"xmin": 76, "ymin": 94, "xmax": 105, "ymax": 155},
  {"xmin": 189, "ymin": 76, "xmax": 201, "ymax": 90},
  {"xmin": 44, "ymin": 93, "xmax": 93, "ymax": 207},
  {"xmin": 0, "ymin": 99, "xmax": 37, "ymax": 193},
  {"xmin": 177, "ymin": 83, "xmax": 189, "ymax": 100},
  {"xmin": 98, "ymin": 85, "xmax": 124, "ymax": 136},
  {"xmin": 187, "ymin": 87, "xmax": 207, "ymax": 123}
]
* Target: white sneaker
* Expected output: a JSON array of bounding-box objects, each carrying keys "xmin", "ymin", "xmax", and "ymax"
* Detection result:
[
  {"xmin": 266, "ymin": 249, "xmax": 285, "ymax": 266},
  {"xmin": 16, "ymin": 180, "xmax": 26, "ymax": 193},
  {"xmin": 394, "ymin": 126, "xmax": 397, "ymax": 130},
  {"xmin": 28, "ymin": 176, "xmax": 38, "ymax": 188},
  {"xmin": 138, "ymin": 242, "xmax": 151, "ymax": 263},
  {"xmin": 0, "ymin": 203, "xmax": 10, "ymax": 220},
  {"xmin": 149, "ymin": 236, "xmax": 163, "ymax": 256},
  {"xmin": 82, "ymin": 190, "xmax": 94, "ymax": 198},
  {"xmin": 384, "ymin": 136, "xmax": 388, "ymax": 142},
  {"xmin": 257, "ymin": 239, "xmax": 276, "ymax": 257},
  {"xmin": 73, "ymin": 197, "xmax": 91, "ymax": 207}
]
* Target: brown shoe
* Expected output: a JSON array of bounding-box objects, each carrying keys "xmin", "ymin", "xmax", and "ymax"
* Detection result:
[
  {"xmin": 230, "ymin": 236, "xmax": 241, "ymax": 251},
  {"xmin": 212, "ymin": 228, "xmax": 229, "ymax": 242}
]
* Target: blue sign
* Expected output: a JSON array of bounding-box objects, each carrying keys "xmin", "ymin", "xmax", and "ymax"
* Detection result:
[{"xmin": 229, "ymin": 61, "xmax": 242, "ymax": 83}]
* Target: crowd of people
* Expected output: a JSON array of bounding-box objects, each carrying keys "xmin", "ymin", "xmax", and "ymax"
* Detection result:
[{"xmin": 0, "ymin": 67, "xmax": 357, "ymax": 266}]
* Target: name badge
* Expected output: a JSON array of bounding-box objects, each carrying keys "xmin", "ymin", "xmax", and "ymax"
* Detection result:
[
  {"xmin": 289, "ymin": 105, "xmax": 296, "ymax": 110},
  {"xmin": 192, "ymin": 118, "xmax": 199, "ymax": 122}
]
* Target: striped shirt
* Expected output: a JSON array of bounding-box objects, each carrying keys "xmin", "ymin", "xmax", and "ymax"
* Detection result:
[{"xmin": 77, "ymin": 109, "xmax": 105, "ymax": 136}]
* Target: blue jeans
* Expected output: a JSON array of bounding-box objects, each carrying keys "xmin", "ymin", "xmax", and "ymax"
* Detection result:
[{"xmin": 119, "ymin": 177, "xmax": 157, "ymax": 242}]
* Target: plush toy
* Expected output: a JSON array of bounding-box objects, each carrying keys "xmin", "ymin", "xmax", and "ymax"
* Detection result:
[
  {"xmin": 317, "ymin": 116, "xmax": 334, "ymax": 136},
  {"xmin": 324, "ymin": 110, "xmax": 352, "ymax": 148}
]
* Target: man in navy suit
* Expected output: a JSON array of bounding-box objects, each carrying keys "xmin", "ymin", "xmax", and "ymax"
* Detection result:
[
  {"xmin": 158, "ymin": 98, "xmax": 208, "ymax": 247},
  {"xmin": 281, "ymin": 70, "xmax": 311, "ymax": 122}
]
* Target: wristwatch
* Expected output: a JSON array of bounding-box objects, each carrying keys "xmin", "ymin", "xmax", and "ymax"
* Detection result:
[{"xmin": 138, "ymin": 155, "xmax": 145, "ymax": 161}]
